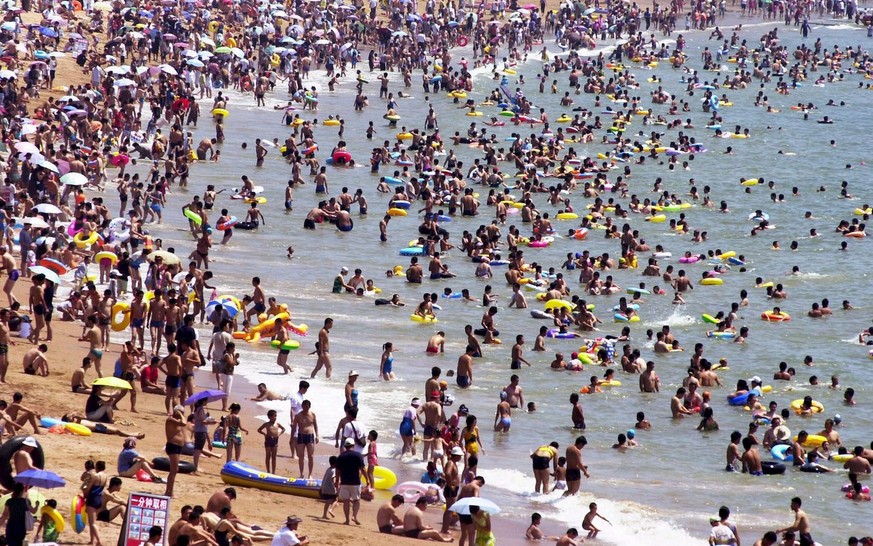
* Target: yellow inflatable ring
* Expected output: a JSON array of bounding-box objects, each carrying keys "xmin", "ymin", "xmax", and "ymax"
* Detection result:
[
  {"xmin": 371, "ymin": 466, "xmax": 397, "ymax": 490},
  {"xmin": 387, "ymin": 208, "xmax": 408, "ymax": 217},
  {"xmin": 95, "ymin": 251, "xmax": 118, "ymax": 265},
  {"xmin": 790, "ymin": 399, "xmax": 824, "ymax": 414},
  {"xmin": 73, "ymin": 231, "xmax": 99, "ymax": 248},
  {"xmin": 111, "ymin": 302, "xmax": 131, "ymax": 332},
  {"xmin": 208, "ymin": 21, "xmax": 219, "ymax": 33},
  {"xmin": 323, "ymin": 119, "xmax": 341, "ymax": 126}
]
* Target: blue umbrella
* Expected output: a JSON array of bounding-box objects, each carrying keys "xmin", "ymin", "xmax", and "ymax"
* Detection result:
[
  {"xmin": 183, "ymin": 389, "xmax": 227, "ymax": 406},
  {"xmin": 39, "ymin": 27, "xmax": 58, "ymax": 38},
  {"xmin": 206, "ymin": 299, "xmax": 239, "ymax": 318},
  {"xmin": 15, "ymin": 469, "xmax": 66, "ymax": 489}
]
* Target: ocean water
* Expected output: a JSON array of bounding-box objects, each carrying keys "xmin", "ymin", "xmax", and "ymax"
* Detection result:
[{"xmin": 98, "ymin": 17, "xmax": 873, "ymax": 545}]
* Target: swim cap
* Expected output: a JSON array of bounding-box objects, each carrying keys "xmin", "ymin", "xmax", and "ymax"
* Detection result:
[{"xmin": 626, "ymin": 429, "xmax": 635, "ymax": 439}]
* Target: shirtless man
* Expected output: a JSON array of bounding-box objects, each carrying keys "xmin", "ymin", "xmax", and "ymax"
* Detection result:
[
  {"xmin": 640, "ymin": 361, "xmax": 660, "ymax": 392},
  {"xmin": 376, "ymin": 495, "xmax": 405, "ymax": 535},
  {"xmin": 511, "ymin": 335, "xmax": 531, "ymax": 369},
  {"xmin": 13, "ymin": 436, "xmax": 39, "ymax": 473},
  {"xmin": 556, "ymin": 528, "xmax": 581, "ymax": 546},
  {"xmin": 0, "ymin": 246, "xmax": 19, "ymax": 306},
  {"xmin": 251, "ymin": 383, "xmax": 285, "ymax": 401},
  {"xmin": 129, "ymin": 290, "xmax": 148, "ymax": 349},
  {"xmin": 671, "ymin": 388, "xmax": 693, "ymax": 418},
  {"xmin": 564, "ymin": 436, "xmax": 590, "ymax": 496},
  {"xmin": 28, "ymin": 274, "xmax": 47, "ymax": 344},
  {"xmin": 293, "ymin": 400, "xmax": 319, "ymax": 478},
  {"xmin": 22, "ymin": 344, "xmax": 49, "ymax": 376},
  {"xmin": 310, "ymin": 317, "xmax": 333, "ymax": 378},
  {"xmin": 417, "ymin": 395, "xmax": 443, "ymax": 461},
  {"xmin": 8, "ymin": 392, "xmax": 40, "ymax": 434},
  {"xmin": 96, "ymin": 477, "xmax": 127, "ymax": 523},
  {"xmin": 456, "ymin": 346, "xmax": 474, "ymax": 388},
  {"xmin": 503, "ymin": 375, "xmax": 525, "ymax": 408},
  {"xmin": 161, "ymin": 343, "xmax": 183, "ymax": 414},
  {"xmin": 403, "ymin": 498, "xmax": 452, "ymax": 541},
  {"xmin": 426, "ymin": 332, "xmax": 445, "ymax": 354},
  {"xmin": 0, "ymin": 309, "xmax": 13, "ymax": 383},
  {"xmin": 441, "ymin": 447, "xmax": 462, "ymax": 534},
  {"xmin": 741, "ymin": 437, "xmax": 763, "ymax": 475},
  {"xmin": 246, "ymin": 276, "xmax": 267, "ymax": 322},
  {"xmin": 843, "ymin": 446, "xmax": 873, "ymax": 475},
  {"xmin": 776, "ymin": 497, "xmax": 814, "ymax": 546},
  {"xmin": 164, "ymin": 405, "xmax": 188, "ymax": 497},
  {"xmin": 147, "ymin": 296, "xmax": 168, "ymax": 355},
  {"xmin": 71, "ymin": 358, "xmax": 93, "ymax": 394}
]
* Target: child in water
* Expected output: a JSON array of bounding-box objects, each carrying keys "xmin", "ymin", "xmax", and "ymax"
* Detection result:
[{"xmin": 581, "ymin": 502, "xmax": 611, "ymax": 538}]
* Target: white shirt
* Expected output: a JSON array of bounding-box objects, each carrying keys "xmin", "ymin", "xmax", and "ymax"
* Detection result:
[
  {"xmin": 270, "ymin": 526, "xmax": 300, "ymax": 546},
  {"xmin": 288, "ymin": 391, "xmax": 304, "ymax": 417},
  {"xmin": 342, "ymin": 421, "xmax": 365, "ymax": 453}
]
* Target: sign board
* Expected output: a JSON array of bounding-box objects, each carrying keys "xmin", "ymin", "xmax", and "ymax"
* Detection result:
[{"xmin": 122, "ymin": 492, "xmax": 171, "ymax": 546}]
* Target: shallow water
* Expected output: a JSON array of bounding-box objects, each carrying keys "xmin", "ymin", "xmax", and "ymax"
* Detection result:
[{"xmin": 104, "ymin": 18, "xmax": 873, "ymax": 545}]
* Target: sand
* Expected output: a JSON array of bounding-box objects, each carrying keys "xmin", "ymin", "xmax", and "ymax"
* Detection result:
[{"xmin": 0, "ymin": 276, "xmax": 437, "ymax": 546}]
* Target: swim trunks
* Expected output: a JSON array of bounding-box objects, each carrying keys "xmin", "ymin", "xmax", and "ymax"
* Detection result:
[
  {"xmin": 532, "ymin": 456, "xmax": 551, "ymax": 471},
  {"xmin": 166, "ymin": 375, "xmax": 181, "ymax": 389},
  {"xmin": 89, "ymin": 348, "xmax": 103, "ymax": 359},
  {"xmin": 297, "ymin": 433, "xmax": 315, "ymax": 445},
  {"xmin": 132, "ymin": 318, "xmax": 144, "ymax": 328},
  {"xmin": 254, "ymin": 303, "xmax": 266, "ymax": 313},
  {"xmin": 423, "ymin": 425, "xmax": 437, "ymax": 438},
  {"xmin": 404, "ymin": 530, "xmax": 421, "ymax": 539},
  {"xmin": 511, "ymin": 359, "xmax": 522, "ymax": 369},
  {"xmin": 566, "ymin": 468, "xmax": 582, "ymax": 481},
  {"xmin": 379, "ymin": 525, "xmax": 394, "ymax": 534},
  {"xmin": 426, "ymin": 346, "xmax": 439, "ymax": 354},
  {"xmin": 165, "ymin": 442, "xmax": 184, "ymax": 455},
  {"xmin": 456, "ymin": 375, "xmax": 470, "ymax": 388},
  {"xmin": 265, "ymin": 436, "xmax": 279, "ymax": 448}
]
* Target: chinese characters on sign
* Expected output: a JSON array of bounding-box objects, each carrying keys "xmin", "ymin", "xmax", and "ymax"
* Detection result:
[{"xmin": 124, "ymin": 492, "xmax": 171, "ymax": 546}]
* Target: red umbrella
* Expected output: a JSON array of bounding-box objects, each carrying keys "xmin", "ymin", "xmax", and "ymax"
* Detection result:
[{"xmin": 171, "ymin": 98, "xmax": 190, "ymax": 111}]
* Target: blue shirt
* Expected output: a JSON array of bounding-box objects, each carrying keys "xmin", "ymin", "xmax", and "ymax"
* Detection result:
[{"xmin": 117, "ymin": 448, "xmax": 139, "ymax": 473}]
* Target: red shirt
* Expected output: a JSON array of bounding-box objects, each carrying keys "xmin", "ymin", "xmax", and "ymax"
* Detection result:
[{"xmin": 140, "ymin": 365, "xmax": 158, "ymax": 390}]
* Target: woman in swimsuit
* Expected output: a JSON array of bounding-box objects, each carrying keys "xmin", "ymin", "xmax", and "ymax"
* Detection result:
[
  {"xmin": 379, "ymin": 342, "xmax": 396, "ymax": 381},
  {"xmin": 462, "ymin": 415, "xmax": 485, "ymax": 459},
  {"xmin": 223, "ymin": 403, "xmax": 248, "ymax": 464}
]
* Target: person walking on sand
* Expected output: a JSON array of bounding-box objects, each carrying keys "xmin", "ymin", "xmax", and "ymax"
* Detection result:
[
  {"xmin": 293, "ymin": 400, "xmax": 319, "ymax": 478},
  {"xmin": 334, "ymin": 438, "xmax": 371, "ymax": 526},
  {"xmin": 258, "ymin": 409, "xmax": 285, "ymax": 474}
]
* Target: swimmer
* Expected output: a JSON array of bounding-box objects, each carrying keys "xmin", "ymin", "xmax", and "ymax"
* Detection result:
[{"xmin": 581, "ymin": 502, "xmax": 610, "ymax": 538}]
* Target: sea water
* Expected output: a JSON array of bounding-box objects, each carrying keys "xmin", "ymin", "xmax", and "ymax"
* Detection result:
[{"xmin": 98, "ymin": 17, "xmax": 873, "ymax": 545}]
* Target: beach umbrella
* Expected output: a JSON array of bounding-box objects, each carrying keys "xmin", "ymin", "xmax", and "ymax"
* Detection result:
[
  {"xmin": 113, "ymin": 77, "xmax": 136, "ymax": 86},
  {"xmin": 199, "ymin": 36, "xmax": 215, "ymax": 47},
  {"xmin": 135, "ymin": 66, "xmax": 150, "ymax": 75},
  {"xmin": 198, "ymin": 51, "xmax": 214, "ymax": 59},
  {"xmin": 163, "ymin": 33, "xmax": 178, "ymax": 41},
  {"xmin": 20, "ymin": 216, "xmax": 50, "ymax": 228},
  {"xmin": 19, "ymin": 124, "xmax": 37, "ymax": 135},
  {"xmin": 14, "ymin": 142, "xmax": 39, "ymax": 154},
  {"xmin": 583, "ymin": 7, "xmax": 596, "ymax": 14},
  {"xmin": 543, "ymin": 299, "xmax": 575, "ymax": 311},
  {"xmin": 92, "ymin": 1, "xmax": 113, "ymax": 11},
  {"xmin": 214, "ymin": 46, "xmax": 231, "ymax": 54},
  {"xmin": 39, "ymin": 26, "xmax": 58, "ymax": 38},
  {"xmin": 314, "ymin": 39, "xmax": 330, "ymax": 45},
  {"xmin": 183, "ymin": 49, "xmax": 199, "ymax": 58},
  {"xmin": 128, "ymin": 31, "xmax": 144, "ymax": 39},
  {"xmin": 15, "ymin": 469, "xmax": 65, "ymax": 489},
  {"xmin": 173, "ymin": 42, "xmax": 189, "ymax": 49},
  {"xmin": 160, "ymin": 64, "xmax": 178, "ymax": 75},
  {"xmin": 183, "ymin": 389, "xmax": 227, "ymax": 406},
  {"xmin": 57, "ymin": 95, "xmax": 79, "ymax": 102},
  {"xmin": 106, "ymin": 66, "xmax": 131, "ymax": 75},
  {"xmin": 93, "ymin": 377, "xmax": 132, "ymax": 390},
  {"xmin": 0, "ymin": 69, "xmax": 16, "ymax": 79},
  {"xmin": 186, "ymin": 58, "xmax": 204, "ymax": 67},
  {"xmin": 35, "ymin": 236, "xmax": 56, "ymax": 247},
  {"xmin": 47, "ymin": 51, "xmax": 66, "ymax": 58},
  {"xmin": 146, "ymin": 250, "xmax": 180, "ymax": 265},
  {"xmin": 19, "ymin": 152, "xmax": 45, "ymax": 165},
  {"xmin": 60, "ymin": 172, "xmax": 88, "ymax": 186},
  {"xmin": 28, "ymin": 266, "xmax": 61, "ymax": 284},
  {"xmin": 206, "ymin": 299, "xmax": 239, "ymax": 318},
  {"xmin": 450, "ymin": 497, "xmax": 501, "ymax": 515},
  {"xmin": 0, "ymin": 22, "xmax": 15, "ymax": 31},
  {"xmin": 230, "ymin": 47, "xmax": 244, "ymax": 58},
  {"xmin": 32, "ymin": 204, "xmax": 62, "ymax": 215},
  {"xmin": 38, "ymin": 160, "xmax": 59, "ymax": 173},
  {"xmin": 66, "ymin": 109, "xmax": 88, "ymax": 117}
]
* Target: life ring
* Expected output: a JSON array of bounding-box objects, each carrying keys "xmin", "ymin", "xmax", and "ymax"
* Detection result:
[
  {"xmin": 270, "ymin": 54, "xmax": 280, "ymax": 67},
  {"xmin": 217, "ymin": 216, "xmax": 238, "ymax": 231},
  {"xmin": 72, "ymin": 0, "xmax": 82, "ymax": 10},
  {"xmin": 700, "ymin": 277, "xmax": 723, "ymax": 286},
  {"xmin": 111, "ymin": 302, "xmax": 131, "ymax": 332},
  {"xmin": 184, "ymin": 208, "xmax": 203, "ymax": 226},
  {"xmin": 73, "ymin": 231, "xmax": 99, "ymax": 249},
  {"xmin": 212, "ymin": 108, "xmax": 229, "ymax": 118},
  {"xmin": 387, "ymin": 208, "xmax": 408, "ymax": 217},
  {"xmin": 790, "ymin": 399, "xmax": 824, "ymax": 414},
  {"xmin": 39, "ymin": 258, "xmax": 68, "ymax": 275},
  {"xmin": 208, "ymin": 21, "xmax": 219, "ymax": 33},
  {"xmin": 71, "ymin": 495, "xmax": 88, "ymax": 534},
  {"xmin": 95, "ymin": 251, "xmax": 118, "ymax": 266},
  {"xmin": 371, "ymin": 466, "xmax": 397, "ymax": 490},
  {"xmin": 323, "ymin": 119, "xmax": 341, "ymax": 126},
  {"xmin": 457, "ymin": 35, "xmax": 469, "ymax": 47},
  {"xmin": 270, "ymin": 340, "xmax": 300, "ymax": 351},
  {"xmin": 42, "ymin": 505, "xmax": 65, "ymax": 533},
  {"xmin": 151, "ymin": 457, "xmax": 196, "ymax": 473},
  {"xmin": 760, "ymin": 311, "xmax": 790, "ymax": 322},
  {"xmin": 0, "ymin": 436, "xmax": 46, "ymax": 490},
  {"xmin": 65, "ymin": 422, "xmax": 92, "ymax": 436}
]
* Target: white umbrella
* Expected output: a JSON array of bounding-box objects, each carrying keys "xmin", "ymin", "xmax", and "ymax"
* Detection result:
[
  {"xmin": 449, "ymin": 497, "xmax": 501, "ymax": 515},
  {"xmin": 0, "ymin": 69, "xmax": 16, "ymax": 79},
  {"xmin": 314, "ymin": 39, "xmax": 330, "ymax": 45},
  {"xmin": 230, "ymin": 48, "xmax": 244, "ymax": 58},
  {"xmin": 47, "ymin": 51, "xmax": 66, "ymax": 58},
  {"xmin": 128, "ymin": 31, "xmax": 144, "ymax": 39},
  {"xmin": 57, "ymin": 95, "xmax": 79, "ymax": 102},
  {"xmin": 19, "ymin": 124, "xmax": 37, "ymax": 135},
  {"xmin": 60, "ymin": 172, "xmax": 88, "ymax": 186},
  {"xmin": 198, "ymin": 51, "xmax": 214, "ymax": 59},
  {"xmin": 183, "ymin": 50, "xmax": 198, "ymax": 58},
  {"xmin": 92, "ymin": 1, "xmax": 113, "ymax": 11},
  {"xmin": 38, "ymin": 160, "xmax": 59, "ymax": 173},
  {"xmin": 135, "ymin": 66, "xmax": 149, "ymax": 75},
  {"xmin": 24, "ymin": 217, "xmax": 52, "ymax": 229},
  {"xmin": 14, "ymin": 142, "xmax": 39, "ymax": 154},
  {"xmin": 199, "ymin": 36, "xmax": 215, "ymax": 47},
  {"xmin": 113, "ymin": 78, "xmax": 136, "ymax": 86},
  {"xmin": 33, "ymin": 204, "xmax": 62, "ymax": 215},
  {"xmin": 186, "ymin": 59, "xmax": 204, "ymax": 67},
  {"xmin": 159, "ymin": 64, "xmax": 178, "ymax": 75},
  {"xmin": 106, "ymin": 65, "xmax": 131, "ymax": 74}
]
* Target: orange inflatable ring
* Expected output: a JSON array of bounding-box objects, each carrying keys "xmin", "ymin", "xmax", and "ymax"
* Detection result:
[
  {"xmin": 457, "ymin": 35, "xmax": 469, "ymax": 47},
  {"xmin": 72, "ymin": 0, "xmax": 82, "ymax": 10}
]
